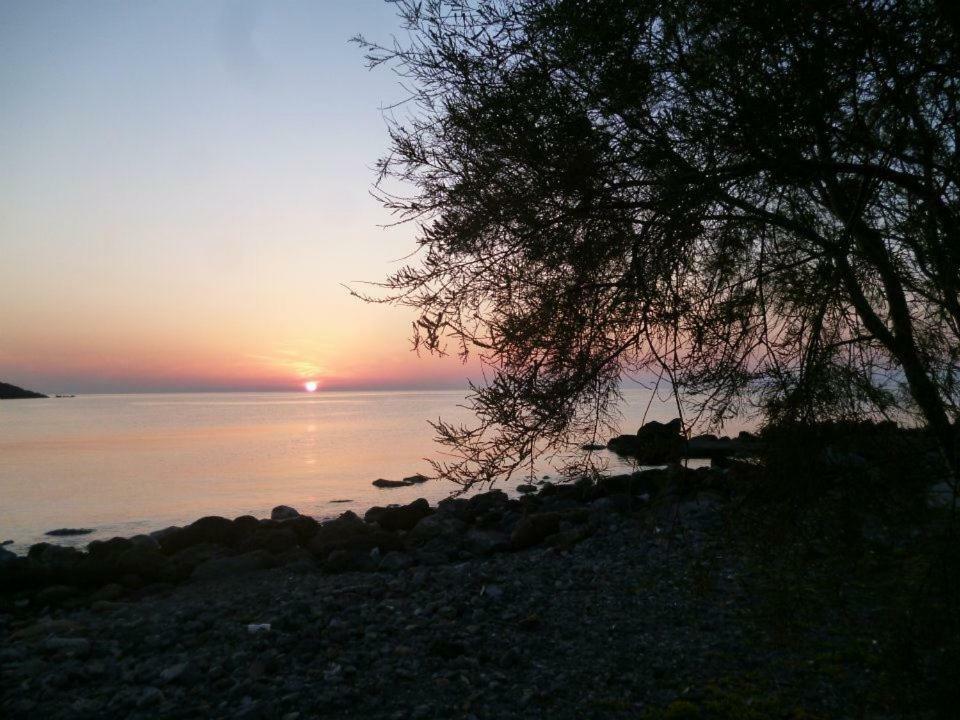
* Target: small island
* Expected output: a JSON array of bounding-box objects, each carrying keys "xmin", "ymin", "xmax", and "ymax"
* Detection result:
[{"xmin": 0, "ymin": 381, "xmax": 47, "ymax": 400}]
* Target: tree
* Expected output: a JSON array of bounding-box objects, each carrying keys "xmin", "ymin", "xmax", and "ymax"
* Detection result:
[{"xmin": 356, "ymin": 0, "xmax": 960, "ymax": 486}]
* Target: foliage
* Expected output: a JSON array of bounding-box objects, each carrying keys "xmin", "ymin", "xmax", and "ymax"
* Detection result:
[{"xmin": 357, "ymin": 0, "xmax": 960, "ymax": 486}]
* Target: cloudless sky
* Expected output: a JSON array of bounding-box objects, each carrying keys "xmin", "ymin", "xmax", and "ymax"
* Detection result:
[{"xmin": 1, "ymin": 0, "xmax": 474, "ymax": 393}]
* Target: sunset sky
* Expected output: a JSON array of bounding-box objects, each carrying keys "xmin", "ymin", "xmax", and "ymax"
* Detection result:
[{"xmin": 0, "ymin": 1, "xmax": 475, "ymax": 393}]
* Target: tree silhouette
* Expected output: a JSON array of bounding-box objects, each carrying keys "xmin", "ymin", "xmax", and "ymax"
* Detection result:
[{"xmin": 357, "ymin": 0, "xmax": 960, "ymax": 485}]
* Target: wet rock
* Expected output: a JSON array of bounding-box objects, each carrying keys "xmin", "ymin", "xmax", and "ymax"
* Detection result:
[
  {"xmin": 45, "ymin": 528, "xmax": 94, "ymax": 537},
  {"xmin": 365, "ymin": 498, "xmax": 433, "ymax": 532},
  {"xmin": 403, "ymin": 473, "xmax": 429, "ymax": 484},
  {"xmin": 517, "ymin": 484, "xmax": 537, "ymax": 494},
  {"xmin": 271, "ymin": 505, "xmax": 300, "ymax": 521},
  {"xmin": 373, "ymin": 478, "xmax": 411, "ymax": 488}
]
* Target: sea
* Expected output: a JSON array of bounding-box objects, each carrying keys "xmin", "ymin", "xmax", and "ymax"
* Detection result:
[{"xmin": 0, "ymin": 389, "xmax": 733, "ymax": 553}]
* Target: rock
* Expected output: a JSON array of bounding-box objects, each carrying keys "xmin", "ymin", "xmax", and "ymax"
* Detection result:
[
  {"xmin": 928, "ymin": 481, "xmax": 956, "ymax": 509},
  {"xmin": 136, "ymin": 686, "xmax": 163, "ymax": 708},
  {"xmin": 581, "ymin": 443, "xmax": 607, "ymax": 451},
  {"xmin": 323, "ymin": 548, "xmax": 378, "ymax": 573},
  {"xmin": 0, "ymin": 545, "xmax": 17, "ymax": 566},
  {"xmin": 1, "ymin": 539, "xmax": 12, "ymax": 545},
  {"xmin": 159, "ymin": 661, "xmax": 194, "ymax": 685},
  {"xmin": 44, "ymin": 528, "xmax": 94, "ymax": 537},
  {"xmin": 516, "ymin": 484, "xmax": 537, "ymax": 494},
  {"xmin": 403, "ymin": 473, "xmax": 429, "ymax": 484},
  {"xmin": 41, "ymin": 637, "xmax": 91, "ymax": 656},
  {"xmin": 365, "ymin": 498, "xmax": 433, "ymax": 532},
  {"xmin": 238, "ymin": 525, "xmax": 299, "ymax": 554},
  {"xmin": 463, "ymin": 528, "xmax": 510, "ymax": 556},
  {"xmin": 306, "ymin": 511, "xmax": 403, "ymax": 559},
  {"xmin": 191, "ymin": 550, "xmax": 274, "ymax": 581},
  {"xmin": 90, "ymin": 583, "xmax": 125, "ymax": 602},
  {"xmin": 511, "ymin": 513, "xmax": 562, "ymax": 549},
  {"xmin": 129, "ymin": 534, "xmax": 161, "ymax": 550},
  {"xmin": 158, "ymin": 516, "xmax": 239, "ymax": 554},
  {"xmin": 428, "ymin": 639, "xmax": 466, "ymax": 659},
  {"xmin": 544, "ymin": 525, "xmax": 595, "ymax": 550},
  {"xmin": 270, "ymin": 505, "xmax": 300, "ymax": 520},
  {"xmin": 409, "ymin": 513, "xmax": 467, "ymax": 543},
  {"xmin": 149, "ymin": 526, "xmax": 181, "ymax": 543},
  {"xmin": 279, "ymin": 514, "xmax": 320, "ymax": 543},
  {"xmin": 28, "ymin": 542, "xmax": 83, "ymax": 565},
  {"xmin": 372, "ymin": 478, "xmax": 410, "ymax": 488},
  {"xmin": 482, "ymin": 583, "xmax": 505, "ymax": 600},
  {"xmin": 379, "ymin": 551, "xmax": 415, "ymax": 571},
  {"xmin": 35, "ymin": 585, "xmax": 82, "ymax": 606},
  {"xmin": 609, "ymin": 418, "xmax": 685, "ymax": 463}
]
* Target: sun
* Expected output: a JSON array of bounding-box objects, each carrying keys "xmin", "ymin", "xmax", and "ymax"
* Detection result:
[{"xmin": 303, "ymin": 381, "xmax": 318, "ymax": 393}]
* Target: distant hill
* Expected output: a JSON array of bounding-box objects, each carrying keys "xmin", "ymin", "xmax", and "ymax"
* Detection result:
[{"xmin": 0, "ymin": 381, "xmax": 48, "ymax": 399}]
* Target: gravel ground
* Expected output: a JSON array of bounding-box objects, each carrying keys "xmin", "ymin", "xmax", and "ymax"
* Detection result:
[{"xmin": 1, "ymin": 500, "xmax": 870, "ymax": 720}]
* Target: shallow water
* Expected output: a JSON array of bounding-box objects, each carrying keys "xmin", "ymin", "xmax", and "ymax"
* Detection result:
[{"xmin": 0, "ymin": 389, "xmax": 730, "ymax": 552}]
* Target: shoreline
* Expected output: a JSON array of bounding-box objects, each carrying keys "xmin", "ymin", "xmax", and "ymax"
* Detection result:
[{"xmin": 1, "ymin": 447, "xmax": 953, "ymax": 718}]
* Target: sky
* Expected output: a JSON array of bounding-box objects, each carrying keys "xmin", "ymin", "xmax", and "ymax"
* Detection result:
[{"xmin": 0, "ymin": 1, "xmax": 476, "ymax": 393}]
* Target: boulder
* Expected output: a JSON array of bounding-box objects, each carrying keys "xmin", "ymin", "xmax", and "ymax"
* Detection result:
[
  {"xmin": 365, "ymin": 498, "xmax": 433, "ymax": 532},
  {"xmin": 279, "ymin": 514, "xmax": 320, "ymax": 543},
  {"xmin": 306, "ymin": 511, "xmax": 403, "ymax": 560},
  {"xmin": 403, "ymin": 473, "xmax": 429, "ymax": 484},
  {"xmin": 511, "ymin": 513, "xmax": 562, "ymax": 549},
  {"xmin": 608, "ymin": 418, "xmax": 686, "ymax": 463},
  {"xmin": 231, "ymin": 515, "xmax": 260, "ymax": 544},
  {"xmin": 270, "ymin": 505, "xmax": 300, "ymax": 521},
  {"xmin": 157, "ymin": 516, "xmax": 238, "ymax": 555},
  {"xmin": 238, "ymin": 525, "xmax": 299, "ymax": 554}
]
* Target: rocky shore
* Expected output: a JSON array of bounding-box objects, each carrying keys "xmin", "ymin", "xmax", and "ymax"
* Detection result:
[{"xmin": 1, "ymin": 456, "xmax": 916, "ymax": 719}]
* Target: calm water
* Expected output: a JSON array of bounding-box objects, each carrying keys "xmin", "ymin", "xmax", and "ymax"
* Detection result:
[{"xmin": 0, "ymin": 389, "xmax": 715, "ymax": 552}]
